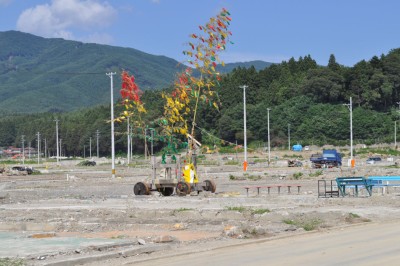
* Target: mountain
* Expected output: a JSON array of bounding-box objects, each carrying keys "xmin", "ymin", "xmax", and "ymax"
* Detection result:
[
  {"xmin": 0, "ymin": 31, "xmax": 184, "ymax": 114},
  {"xmin": 219, "ymin": 60, "xmax": 273, "ymax": 73},
  {"xmin": 0, "ymin": 31, "xmax": 273, "ymax": 114}
]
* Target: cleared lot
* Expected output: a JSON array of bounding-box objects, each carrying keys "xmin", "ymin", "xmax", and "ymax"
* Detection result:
[{"xmin": 1, "ymin": 153, "xmax": 400, "ymax": 265}]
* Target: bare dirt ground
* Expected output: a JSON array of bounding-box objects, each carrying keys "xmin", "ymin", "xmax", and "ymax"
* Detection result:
[{"xmin": 1, "ymin": 150, "xmax": 400, "ymax": 265}]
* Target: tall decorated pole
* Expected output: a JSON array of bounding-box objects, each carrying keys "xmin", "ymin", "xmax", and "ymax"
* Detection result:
[
  {"xmin": 117, "ymin": 8, "xmax": 232, "ymax": 196},
  {"xmin": 162, "ymin": 8, "xmax": 233, "ymax": 159},
  {"xmin": 117, "ymin": 70, "xmax": 147, "ymax": 165}
]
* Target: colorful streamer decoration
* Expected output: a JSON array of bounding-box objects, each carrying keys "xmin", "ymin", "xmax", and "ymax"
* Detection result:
[
  {"xmin": 117, "ymin": 70, "xmax": 146, "ymax": 125},
  {"xmin": 162, "ymin": 8, "xmax": 233, "ymax": 138}
]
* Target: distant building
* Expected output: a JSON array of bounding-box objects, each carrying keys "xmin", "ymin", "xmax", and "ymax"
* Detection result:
[{"xmin": 1, "ymin": 146, "xmax": 37, "ymax": 158}]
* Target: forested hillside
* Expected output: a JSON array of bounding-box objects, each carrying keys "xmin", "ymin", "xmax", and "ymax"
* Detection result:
[
  {"xmin": 1, "ymin": 49, "xmax": 400, "ymax": 156},
  {"xmin": 214, "ymin": 51, "xmax": 400, "ymax": 147},
  {"xmin": 0, "ymin": 31, "xmax": 271, "ymax": 114},
  {"xmin": 0, "ymin": 31, "xmax": 183, "ymax": 114}
]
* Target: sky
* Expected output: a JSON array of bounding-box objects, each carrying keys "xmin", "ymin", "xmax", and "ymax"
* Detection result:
[{"xmin": 1, "ymin": 0, "xmax": 400, "ymax": 66}]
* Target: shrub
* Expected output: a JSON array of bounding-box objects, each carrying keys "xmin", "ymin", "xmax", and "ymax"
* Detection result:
[
  {"xmin": 283, "ymin": 218, "xmax": 322, "ymax": 231},
  {"xmin": 292, "ymin": 172, "xmax": 303, "ymax": 180},
  {"xmin": 309, "ymin": 170, "xmax": 323, "ymax": 177}
]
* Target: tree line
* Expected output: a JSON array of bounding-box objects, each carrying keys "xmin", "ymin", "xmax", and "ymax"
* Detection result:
[{"xmin": 1, "ymin": 49, "xmax": 400, "ymax": 156}]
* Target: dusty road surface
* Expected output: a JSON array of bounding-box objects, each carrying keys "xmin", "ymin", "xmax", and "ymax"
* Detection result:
[
  {"xmin": 130, "ymin": 221, "xmax": 400, "ymax": 266},
  {"xmin": 1, "ymin": 151, "xmax": 400, "ymax": 265}
]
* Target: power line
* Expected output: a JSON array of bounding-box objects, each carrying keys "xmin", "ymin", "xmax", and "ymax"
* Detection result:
[{"xmin": 11, "ymin": 70, "xmax": 114, "ymax": 75}]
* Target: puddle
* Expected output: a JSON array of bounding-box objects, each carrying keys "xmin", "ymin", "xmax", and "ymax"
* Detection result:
[{"xmin": 0, "ymin": 232, "xmax": 126, "ymax": 257}]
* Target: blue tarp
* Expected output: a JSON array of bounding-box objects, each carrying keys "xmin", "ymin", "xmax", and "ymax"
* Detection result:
[{"xmin": 292, "ymin": 144, "xmax": 303, "ymax": 151}]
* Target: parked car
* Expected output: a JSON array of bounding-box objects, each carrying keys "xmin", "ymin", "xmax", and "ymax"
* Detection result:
[
  {"xmin": 366, "ymin": 157, "xmax": 382, "ymax": 164},
  {"xmin": 11, "ymin": 166, "xmax": 33, "ymax": 174}
]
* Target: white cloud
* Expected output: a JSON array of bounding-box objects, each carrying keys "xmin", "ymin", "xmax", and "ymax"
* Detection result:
[{"xmin": 16, "ymin": 0, "xmax": 116, "ymax": 43}]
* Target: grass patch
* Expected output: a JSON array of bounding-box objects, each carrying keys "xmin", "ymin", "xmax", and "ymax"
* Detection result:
[
  {"xmin": 357, "ymin": 148, "xmax": 400, "ymax": 156},
  {"xmin": 309, "ymin": 170, "xmax": 323, "ymax": 177},
  {"xmin": 345, "ymin": 212, "xmax": 371, "ymax": 223},
  {"xmin": 253, "ymin": 158, "xmax": 267, "ymax": 163},
  {"xmin": 229, "ymin": 174, "xmax": 261, "ymax": 181},
  {"xmin": 197, "ymin": 160, "xmax": 219, "ymax": 166},
  {"xmin": 244, "ymin": 173, "xmax": 262, "ymax": 181},
  {"xmin": 224, "ymin": 160, "xmax": 239, "ymax": 165},
  {"xmin": 225, "ymin": 206, "xmax": 270, "ymax": 215},
  {"xmin": 292, "ymin": 172, "xmax": 303, "ymax": 180},
  {"xmin": 0, "ymin": 160, "xmax": 38, "ymax": 164},
  {"xmin": 111, "ymin": 235, "xmax": 127, "ymax": 239},
  {"xmin": 0, "ymin": 258, "xmax": 25, "ymax": 266},
  {"xmin": 229, "ymin": 174, "xmax": 245, "ymax": 180},
  {"xmin": 348, "ymin": 213, "xmax": 360, "ymax": 218},
  {"xmin": 225, "ymin": 206, "xmax": 247, "ymax": 213},
  {"xmin": 283, "ymin": 218, "xmax": 322, "ymax": 231},
  {"xmin": 247, "ymin": 175, "xmax": 262, "ymax": 181},
  {"xmin": 128, "ymin": 161, "xmax": 151, "ymax": 168},
  {"xmin": 252, "ymin": 208, "xmax": 270, "ymax": 215},
  {"xmin": 282, "ymin": 154, "xmax": 304, "ymax": 159},
  {"xmin": 175, "ymin": 208, "xmax": 193, "ymax": 212},
  {"xmin": 171, "ymin": 207, "xmax": 194, "ymax": 216}
]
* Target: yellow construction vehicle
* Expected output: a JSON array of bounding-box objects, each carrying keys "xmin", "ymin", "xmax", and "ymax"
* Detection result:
[{"xmin": 133, "ymin": 134, "xmax": 216, "ymax": 196}]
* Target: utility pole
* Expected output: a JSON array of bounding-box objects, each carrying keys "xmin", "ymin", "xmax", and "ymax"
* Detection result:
[
  {"xmin": 107, "ymin": 72, "xmax": 116, "ymax": 178},
  {"xmin": 84, "ymin": 145, "xmax": 86, "ymax": 158},
  {"xmin": 89, "ymin": 137, "xmax": 92, "ymax": 158},
  {"xmin": 96, "ymin": 130, "xmax": 100, "ymax": 158},
  {"xmin": 127, "ymin": 117, "xmax": 130, "ymax": 165},
  {"xmin": 288, "ymin": 124, "xmax": 291, "ymax": 150},
  {"xmin": 54, "ymin": 119, "xmax": 60, "ymax": 166},
  {"xmin": 235, "ymin": 140, "xmax": 238, "ymax": 161},
  {"xmin": 396, "ymin": 101, "xmax": 400, "ymax": 149},
  {"xmin": 59, "ymin": 139, "xmax": 62, "ymax": 158},
  {"xmin": 344, "ymin": 97, "xmax": 353, "ymax": 166},
  {"xmin": 37, "ymin": 132, "xmax": 40, "ymax": 164},
  {"xmin": 144, "ymin": 129, "xmax": 148, "ymax": 160},
  {"xmin": 44, "ymin": 138, "xmax": 47, "ymax": 159},
  {"xmin": 239, "ymin": 85, "xmax": 248, "ymax": 171},
  {"xmin": 28, "ymin": 141, "xmax": 31, "ymax": 159},
  {"xmin": 21, "ymin": 135, "xmax": 25, "ymax": 165},
  {"xmin": 267, "ymin": 108, "xmax": 271, "ymax": 165},
  {"xmin": 130, "ymin": 126, "xmax": 133, "ymax": 161},
  {"xmin": 149, "ymin": 128, "xmax": 155, "ymax": 156}
]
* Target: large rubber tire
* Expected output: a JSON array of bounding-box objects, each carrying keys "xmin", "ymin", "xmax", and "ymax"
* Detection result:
[
  {"xmin": 133, "ymin": 182, "xmax": 150, "ymax": 195},
  {"xmin": 158, "ymin": 187, "xmax": 174, "ymax": 196},
  {"xmin": 176, "ymin": 181, "xmax": 191, "ymax": 196},
  {"xmin": 203, "ymin": 179, "xmax": 216, "ymax": 193}
]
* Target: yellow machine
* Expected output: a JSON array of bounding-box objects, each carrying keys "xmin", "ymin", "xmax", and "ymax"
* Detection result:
[
  {"xmin": 182, "ymin": 163, "xmax": 198, "ymax": 183},
  {"xmin": 133, "ymin": 153, "xmax": 216, "ymax": 197}
]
